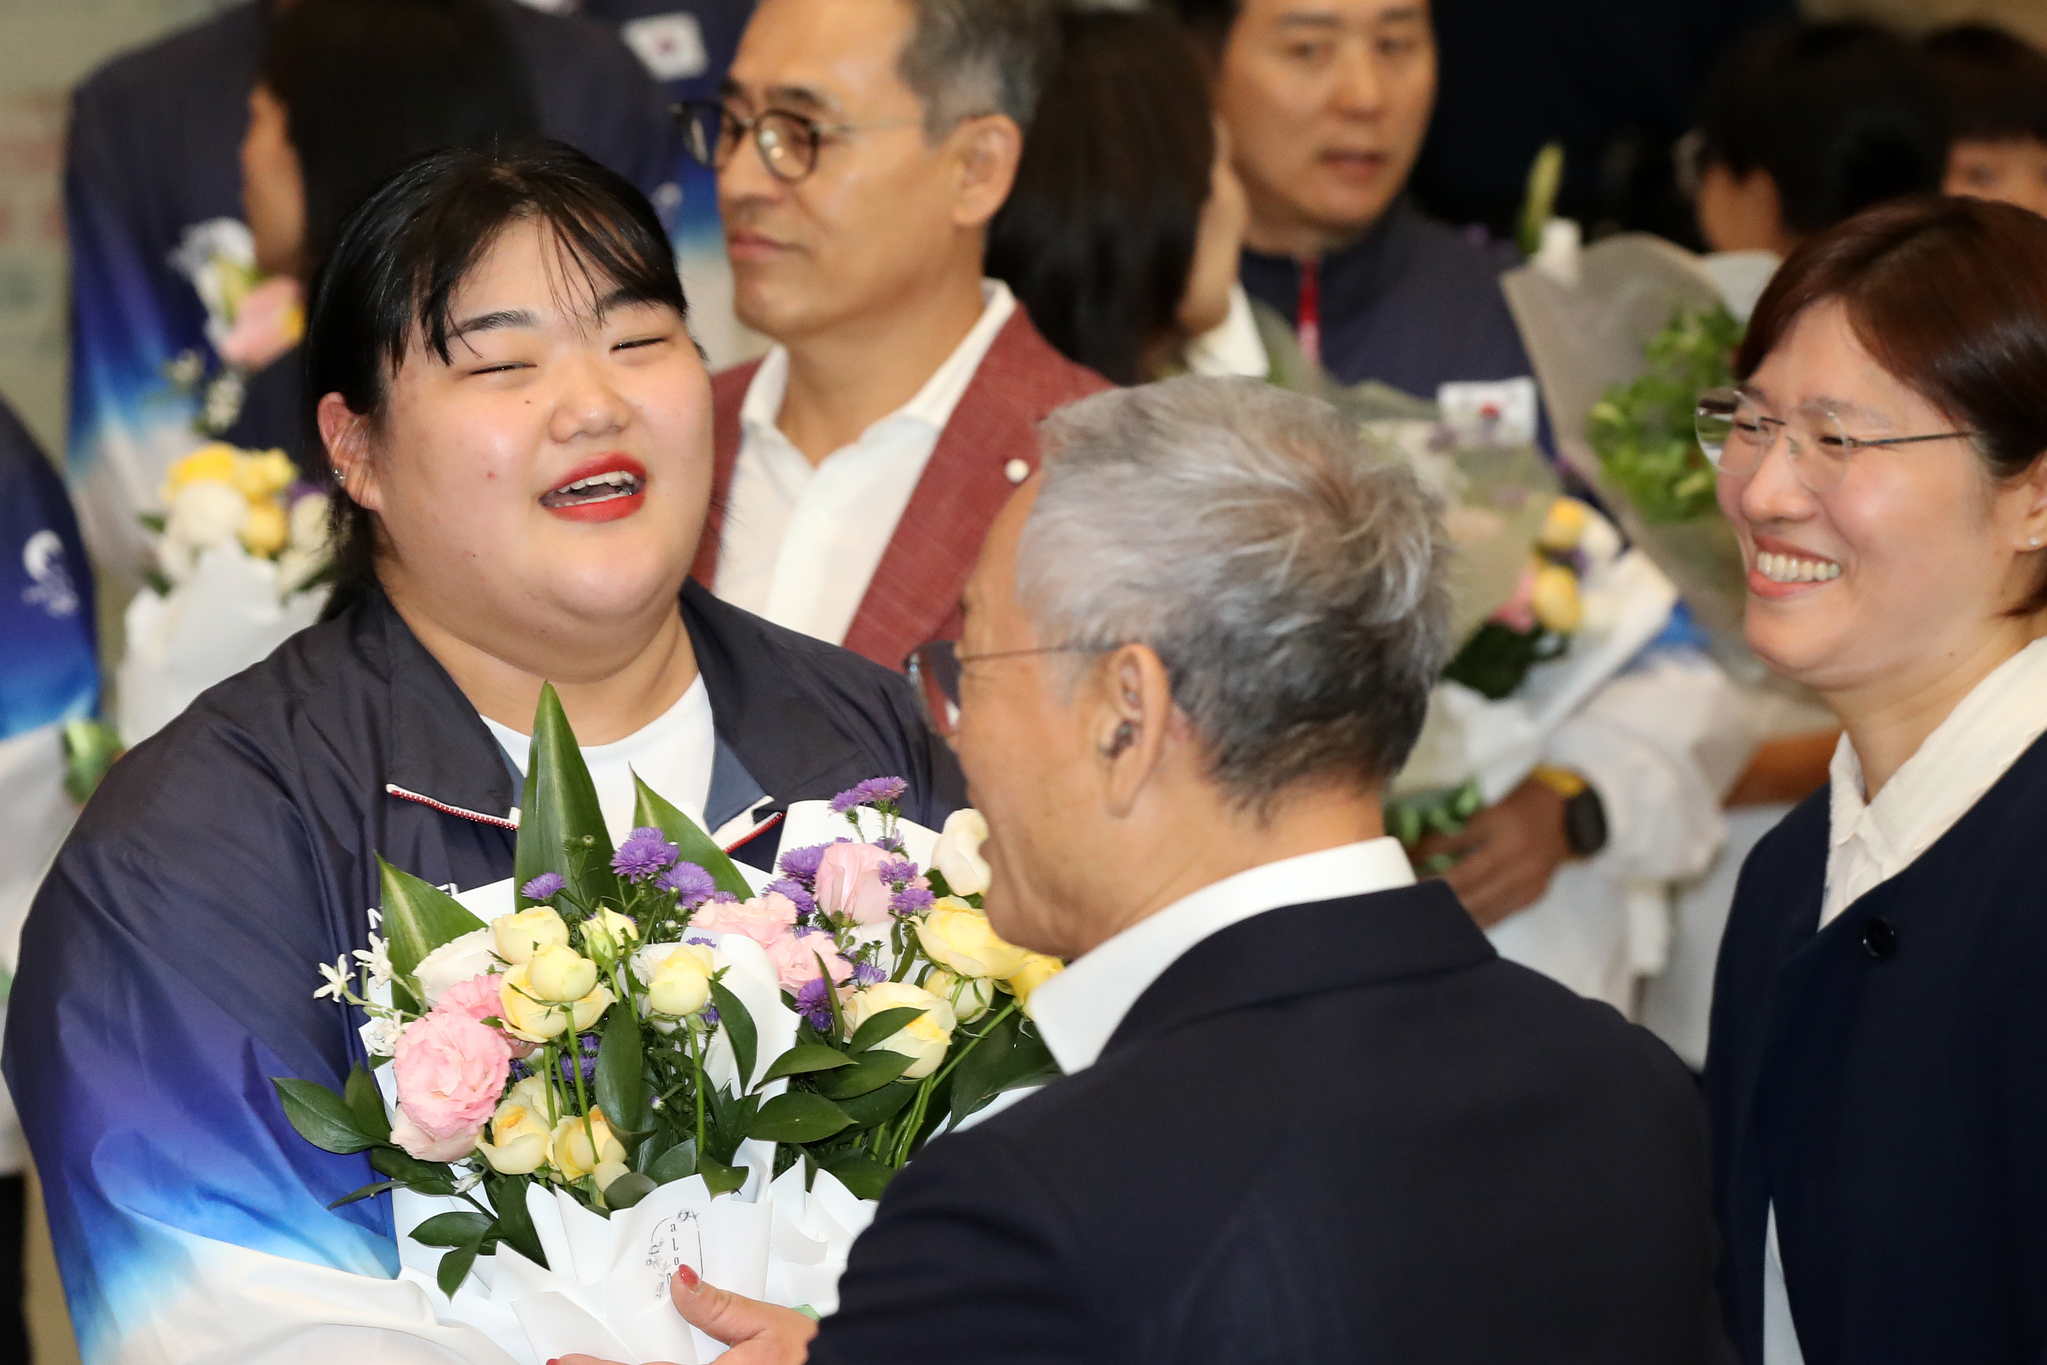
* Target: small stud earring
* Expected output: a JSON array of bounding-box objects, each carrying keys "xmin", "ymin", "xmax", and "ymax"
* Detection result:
[
  {"xmin": 332, "ymin": 466, "xmax": 347, "ymax": 483},
  {"xmin": 2031, "ymin": 535, "xmax": 2042, "ymax": 549}
]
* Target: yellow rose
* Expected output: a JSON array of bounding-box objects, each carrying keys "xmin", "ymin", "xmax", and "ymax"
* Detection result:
[
  {"xmin": 527, "ymin": 944, "xmax": 598, "ymax": 1002},
  {"xmin": 644, "ymin": 944, "xmax": 713, "ymax": 1018},
  {"xmin": 477, "ymin": 1077, "xmax": 552, "ymax": 1175},
  {"xmin": 547, "ymin": 1108, "xmax": 628, "ymax": 1185},
  {"xmin": 239, "ymin": 498, "xmax": 289, "ymax": 557},
  {"xmin": 494, "ymin": 907, "xmax": 569, "ymax": 965},
  {"xmin": 916, "ymin": 900, "xmax": 1030, "ymax": 980},
  {"xmin": 1531, "ymin": 564, "xmax": 1584, "ymax": 633},
  {"xmin": 922, "ymin": 968, "xmax": 994, "ymax": 1024},
  {"xmin": 498, "ymin": 964, "xmax": 571, "ymax": 1042},
  {"xmin": 163, "ymin": 444, "xmax": 238, "ymax": 500},
  {"xmin": 579, "ymin": 908, "xmax": 640, "ymax": 966},
  {"xmin": 1536, "ymin": 497, "xmax": 1590, "ymax": 553},
  {"xmin": 1000, "ymin": 953, "xmax": 1065, "ymax": 1018},
  {"xmin": 232, "ymin": 448, "xmax": 296, "ymax": 500},
  {"xmin": 844, "ymin": 981, "xmax": 956, "ymax": 1080},
  {"xmin": 931, "ymin": 809, "xmax": 992, "ymax": 897}
]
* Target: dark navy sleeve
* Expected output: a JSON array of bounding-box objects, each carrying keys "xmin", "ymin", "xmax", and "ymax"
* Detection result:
[{"xmin": 0, "ymin": 405, "xmax": 96, "ymax": 738}]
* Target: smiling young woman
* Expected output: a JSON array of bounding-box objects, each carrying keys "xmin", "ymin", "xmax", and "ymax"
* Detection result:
[
  {"xmin": 1701, "ymin": 196, "xmax": 2047, "ymax": 1365},
  {"xmin": 4, "ymin": 142, "xmax": 961, "ymax": 1361}
]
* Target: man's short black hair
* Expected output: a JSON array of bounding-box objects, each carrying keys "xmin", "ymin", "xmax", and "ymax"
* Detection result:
[{"xmin": 1925, "ymin": 23, "xmax": 2047, "ymax": 146}]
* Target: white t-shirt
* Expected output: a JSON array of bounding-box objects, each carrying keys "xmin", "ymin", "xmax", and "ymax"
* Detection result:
[{"xmin": 482, "ymin": 676, "xmax": 717, "ymax": 843}]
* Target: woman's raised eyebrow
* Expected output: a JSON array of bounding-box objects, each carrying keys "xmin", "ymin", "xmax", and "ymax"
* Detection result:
[{"xmin": 448, "ymin": 308, "xmax": 536, "ymax": 341}]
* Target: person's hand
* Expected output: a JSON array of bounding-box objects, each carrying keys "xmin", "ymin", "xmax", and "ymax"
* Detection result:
[
  {"xmin": 553, "ymin": 1264, "xmax": 817, "ymax": 1365},
  {"xmin": 1413, "ymin": 777, "xmax": 1572, "ymax": 928}
]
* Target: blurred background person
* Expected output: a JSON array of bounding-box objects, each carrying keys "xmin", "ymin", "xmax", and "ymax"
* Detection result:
[
  {"xmin": 1704, "ymin": 195, "xmax": 2047, "ymax": 1365},
  {"xmin": 62, "ymin": 0, "xmax": 674, "ymax": 583},
  {"xmin": 1925, "ymin": 22, "xmax": 2047, "ymax": 219},
  {"xmin": 685, "ymin": 0, "xmax": 1107, "ymax": 673}
]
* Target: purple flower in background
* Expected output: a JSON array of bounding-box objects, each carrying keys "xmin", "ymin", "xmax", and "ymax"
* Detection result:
[
  {"xmin": 795, "ymin": 976, "xmax": 834, "ymax": 1031},
  {"xmin": 521, "ymin": 872, "xmax": 566, "ymax": 901},
  {"xmin": 852, "ymin": 960, "xmax": 887, "ymax": 987},
  {"xmin": 657, "ymin": 860, "xmax": 717, "ymax": 905},
  {"xmin": 702, "ymin": 1004, "xmax": 721, "ymax": 1027},
  {"xmin": 876, "ymin": 857, "xmax": 918, "ymax": 887},
  {"xmin": 686, "ymin": 936, "xmax": 718, "ymax": 948},
  {"xmin": 612, "ymin": 827, "xmax": 681, "ymax": 882},
  {"xmin": 766, "ymin": 877, "xmax": 817, "ymax": 918},
  {"xmin": 828, "ymin": 776, "xmax": 907, "ymax": 814},
  {"xmin": 777, "ymin": 843, "xmax": 833, "ymax": 884},
  {"xmin": 876, "ymin": 835, "xmax": 905, "ymax": 854},
  {"xmin": 890, "ymin": 886, "xmax": 936, "ymax": 916},
  {"xmin": 556, "ymin": 1033, "xmax": 601, "ymax": 1086}
]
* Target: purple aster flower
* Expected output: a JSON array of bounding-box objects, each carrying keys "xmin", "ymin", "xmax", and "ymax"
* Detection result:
[
  {"xmin": 852, "ymin": 960, "xmax": 887, "ymax": 987},
  {"xmin": 876, "ymin": 857, "xmax": 919, "ymax": 887},
  {"xmin": 828, "ymin": 776, "xmax": 907, "ymax": 814},
  {"xmin": 765, "ymin": 877, "xmax": 817, "ymax": 918},
  {"xmin": 701, "ymin": 1004, "xmax": 721, "ymax": 1027},
  {"xmin": 556, "ymin": 1034, "xmax": 601, "ymax": 1086},
  {"xmin": 657, "ymin": 860, "xmax": 717, "ymax": 904},
  {"xmin": 686, "ymin": 936, "xmax": 718, "ymax": 948},
  {"xmin": 776, "ymin": 843, "xmax": 832, "ymax": 884},
  {"xmin": 521, "ymin": 872, "xmax": 566, "ymax": 901},
  {"xmin": 794, "ymin": 976, "xmax": 835, "ymax": 1031},
  {"xmin": 612, "ymin": 827, "xmax": 681, "ymax": 882},
  {"xmin": 876, "ymin": 834, "xmax": 905, "ymax": 853},
  {"xmin": 890, "ymin": 886, "xmax": 936, "ymax": 916}
]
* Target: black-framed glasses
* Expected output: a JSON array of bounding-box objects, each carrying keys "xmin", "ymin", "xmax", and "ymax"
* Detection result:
[
  {"xmin": 674, "ymin": 99, "xmax": 919, "ymax": 184},
  {"xmin": 903, "ymin": 639, "xmax": 1115, "ymax": 740},
  {"xmin": 1695, "ymin": 385, "xmax": 1978, "ymax": 496}
]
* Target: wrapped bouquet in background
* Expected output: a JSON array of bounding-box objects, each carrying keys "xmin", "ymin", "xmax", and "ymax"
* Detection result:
[
  {"xmin": 116, "ymin": 442, "xmax": 331, "ymax": 745},
  {"xmin": 277, "ymin": 686, "xmax": 1054, "ymax": 1364}
]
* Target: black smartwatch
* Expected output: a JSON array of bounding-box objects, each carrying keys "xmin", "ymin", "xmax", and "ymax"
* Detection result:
[{"xmin": 1531, "ymin": 766, "xmax": 1609, "ymax": 859}]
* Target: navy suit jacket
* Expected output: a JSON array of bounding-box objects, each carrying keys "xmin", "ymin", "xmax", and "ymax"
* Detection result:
[{"xmin": 813, "ymin": 882, "xmax": 1722, "ymax": 1364}]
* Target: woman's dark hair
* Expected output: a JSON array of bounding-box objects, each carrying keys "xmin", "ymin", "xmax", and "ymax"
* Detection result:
[
  {"xmin": 1698, "ymin": 22, "xmax": 1949, "ymax": 237},
  {"xmin": 985, "ymin": 9, "xmax": 1214, "ymax": 385},
  {"xmin": 305, "ymin": 141, "xmax": 689, "ymax": 616},
  {"xmin": 1925, "ymin": 23, "xmax": 2047, "ymax": 146},
  {"xmin": 263, "ymin": 0, "xmax": 541, "ymax": 278},
  {"xmin": 1736, "ymin": 195, "xmax": 2047, "ymax": 613}
]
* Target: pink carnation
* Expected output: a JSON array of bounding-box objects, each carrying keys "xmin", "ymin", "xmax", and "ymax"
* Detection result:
[
  {"xmin": 430, "ymin": 971, "xmax": 535, "ymax": 1058},
  {"xmin": 391, "ymin": 1010, "xmax": 511, "ymax": 1159},
  {"xmin": 763, "ymin": 930, "xmax": 856, "ymax": 995},
  {"xmin": 1490, "ymin": 564, "xmax": 1538, "ymax": 633},
  {"xmin": 814, "ymin": 843, "xmax": 893, "ymax": 926},
  {"xmin": 692, "ymin": 890, "xmax": 800, "ymax": 946}
]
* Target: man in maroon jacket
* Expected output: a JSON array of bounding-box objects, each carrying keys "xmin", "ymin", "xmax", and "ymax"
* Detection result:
[{"xmin": 684, "ymin": 0, "xmax": 1109, "ymax": 672}]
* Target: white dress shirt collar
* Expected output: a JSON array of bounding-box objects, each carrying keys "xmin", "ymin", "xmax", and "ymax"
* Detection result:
[
  {"xmin": 1028, "ymin": 838, "xmax": 1416, "ymax": 1075},
  {"xmin": 1822, "ymin": 635, "xmax": 2047, "ymax": 926}
]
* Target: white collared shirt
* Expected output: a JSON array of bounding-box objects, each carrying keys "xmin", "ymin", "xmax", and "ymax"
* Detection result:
[
  {"xmin": 712, "ymin": 280, "xmax": 1018, "ymax": 646},
  {"xmin": 1762, "ymin": 635, "xmax": 2047, "ymax": 1365},
  {"xmin": 1028, "ymin": 839, "xmax": 1417, "ymax": 1075}
]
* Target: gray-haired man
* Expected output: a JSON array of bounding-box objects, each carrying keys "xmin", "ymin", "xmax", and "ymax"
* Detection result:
[{"xmin": 568, "ymin": 378, "xmax": 1722, "ymax": 1364}]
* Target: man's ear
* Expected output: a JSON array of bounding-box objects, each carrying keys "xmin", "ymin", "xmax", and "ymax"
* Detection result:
[
  {"xmin": 949, "ymin": 113, "xmax": 1023, "ymax": 230},
  {"xmin": 1095, "ymin": 643, "xmax": 1175, "ymax": 820},
  {"xmin": 318, "ymin": 392, "xmax": 383, "ymax": 513}
]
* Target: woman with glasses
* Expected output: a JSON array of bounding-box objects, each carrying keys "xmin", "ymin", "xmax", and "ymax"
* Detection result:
[{"xmin": 1700, "ymin": 195, "xmax": 2047, "ymax": 1365}]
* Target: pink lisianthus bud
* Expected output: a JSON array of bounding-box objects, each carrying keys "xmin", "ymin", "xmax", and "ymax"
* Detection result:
[
  {"xmin": 763, "ymin": 930, "xmax": 856, "ymax": 995},
  {"xmin": 391, "ymin": 1010, "xmax": 511, "ymax": 1156},
  {"xmin": 692, "ymin": 890, "xmax": 800, "ymax": 946},
  {"xmin": 813, "ymin": 843, "xmax": 893, "ymax": 925},
  {"xmin": 431, "ymin": 971, "xmax": 534, "ymax": 1058}
]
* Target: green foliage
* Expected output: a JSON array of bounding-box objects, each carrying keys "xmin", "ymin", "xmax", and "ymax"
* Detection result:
[
  {"xmin": 378, "ymin": 857, "xmax": 488, "ymax": 981},
  {"xmin": 514, "ymin": 683, "xmax": 620, "ymax": 911},
  {"xmin": 632, "ymin": 774, "xmax": 754, "ymax": 902},
  {"xmin": 1587, "ymin": 303, "xmax": 1744, "ymax": 523},
  {"xmin": 759, "ymin": 1044, "xmax": 856, "ymax": 1085},
  {"xmin": 61, "ymin": 719, "xmax": 123, "ymax": 805},
  {"xmin": 343, "ymin": 1065, "xmax": 391, "ymax": 1143},
  {"xmin": 594, "ymin": 1006, "xmax": 649, "ymax": 1139},
  {"xmin": 746, "ymin": 1092, "xmax": 854, "ymax": 1144},
  {"xmin": 1441, "ymin": 620, "xmax": 1567, "ymax": 701},
  {"xmin": 273, "ymin": 1078, "xmax": 376, "ymax": 1154},
  {"xmin": 709, "ymin": 980, "xmax": 756, "ymax": 1091}
]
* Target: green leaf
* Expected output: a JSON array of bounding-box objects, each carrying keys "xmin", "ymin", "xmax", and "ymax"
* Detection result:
[
  {"xmin": 759, "ymin": 1043, "xmax": 855, "ymax": 1085},
  {"xmin": 411, "ymin": 1211, "xmax": 494, "ymax": 1248},
  {"xmin": 947, "ymin": 1016, "xmax": 1057, "ymax": 1131},
  {"xmin": 370, "ymin": 1145, "xmax": 458, "ymax": 1196},
  {"xmin": 632, "ymin": 773, "xmax": 754, "ymax": 901},
  {"xmin": 847, "ymin": 1007, "xmax": 924, "ymax": 1055},
  {"xmin": 326, "ymin": 1179, "xmax": 402, "ymax": 1210},
  {"xmin": 710, "ymin": 980, "xmax": 757, "ymax": 1092},
  {"xmin": 378, "ymin": 856, "xmax": 489, "ymax": 980},
  {"xmin": 832, "ymin": 1079, "xmax": 918, "ymax": 1129},
  {"xmin": 812, "ymin": 1048, "xmax": 912, "ymax": 1100},
  {"xmin": 697, "ymin": 1154, "xmax": 747, "ymax": 1196},
  {"xmin": 647, "ymin": 1139, "xmax": 698, "ymax": 1185},
  {"xmin": 594, "ymin": 1005, "xmax": 648, "ymax": 1137},
  {"xmin": 514, "ymin": 683, "xmax": 619, "ymax": 909},
  {"xmin": 604, "ymin": 1172, "xmax": 658, "ymax": 1210},
  {"xmin": 437, "ymin": 1242, "xmax": 480, "ymax": 1298},
  {"xmin": 745, "ymin": 1092, "xmax": 853, "ymax": 1144},
  {"xmin": 485, "ymin": 1175, "xmax": 547, "ymax": 1268},
  {"xmin": 821, "ymin": 1151, "xmax": 897, "ymax": 1200},
  {"xmin": 271, "ymin": 1077, "xmax": 375, "ymax": 1154},
  {"xmin": 343, "ymin": 1065, "xmax": 391, "ymax": 1143}
]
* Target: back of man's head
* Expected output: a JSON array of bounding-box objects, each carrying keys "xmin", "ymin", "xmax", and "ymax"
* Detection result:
[{"xmin": 1020, "ymin": 376, "xmax": 1450, "ymax": 809}]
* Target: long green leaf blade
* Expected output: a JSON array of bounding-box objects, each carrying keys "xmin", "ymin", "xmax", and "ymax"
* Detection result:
[
  {"xmin": 514, "ymin": 683, "xmax": 618, "ymax": 908},
  {"xmin": 379, "ymin": 856, "xmax": 489, "ymax": 980},
  {"xmin": 709, "ymin": 979, "xmax": 757, "ymax": 1091},
  {"xmin": 485, "ymin": 1175, "xmax": 548, "ymax": 1268},
  {"xmin": 833, "ymin": 1079, "xmax": 918, "ymax": 1129},
  {"xmin": 812, "ymin": 1048, "xmax": 912, "ymax": 1099},
  {"xmin": 343, "ymin": 1064, "xmax": 392, "ymax": 1143},
  {"xmin": 821, "ymin": 1151, "xmax": 896, "ymax": 1200},
  {"xmin": 437, "ymin": 1242, "xmax": 479, "ymax": 1298},
  {"xmin": 758, "ymin": 1043, "xmax": 855, "ymax": 1085},
  {"xmin": 594, "ymin": 1004, "xmax": 648, "ymax": 1138},
  {"xmin": 631, "ymin": 773, "xmax": 753, "ymax": 900},
  {"xmin": 411, "ymin": 1211, "xmax": 494, "ymax": 1248},
  {"xmin": 846, "ymin": 1006, "xmax": 924, "ymax": 1055}
]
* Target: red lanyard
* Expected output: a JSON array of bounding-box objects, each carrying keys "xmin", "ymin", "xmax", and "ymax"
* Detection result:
[{"xmin": 1296, "ymin": 255, "xmax": 1322, "ymax": 368}]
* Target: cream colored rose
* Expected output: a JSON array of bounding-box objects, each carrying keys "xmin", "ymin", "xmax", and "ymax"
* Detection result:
[
  {"xmin": 844, "ymin": 981, "xmax": 956, "ymax": 1080},
  {"xmin": 526, "ymin": 944, "xmax": 598, "ymax": 1002},
  {"xmin": 922, "ymin": 968, "xmax": 994, "ymax": 1024},
  {"xmin": 931, "ymin": 808, "xmax": 992, "ymax": 896},
  {"xmin": 165, "ymin": 480, "xmax": 248, "ymax": 552},
  {"xmin": 239, "ymin": 498, "xmax": 289, "ymax": 557},
  {"xmin": 477, "ymin": 1076, "xmax": 552, "ymax": 1175},
  {"xmin": 580, "ymin": 908, "xmax": 640, "ymax": 966},
  {"xmin": 645, "ymin": 944, "xmax": 714, "ymax": 1017},
  {"xmin": 1531, "ymin": 564, "xmax": 1584, "ymax": 633},
  {"xmin": 1001, "ymin": 953, "xmax": 1065, "ymax": 1018},
  {"xmin": 548, "ymin": 1108, "xmax": 628, "ymax": 1186},
  {"xmin": 497, "ymin": 964, "xmax": 570, "ymax": 1042},
  {"xmin": 494, "ymin": 907, "xmax": 570, "ymax": 965},
  {"xmin": 414, "ymin": 928, "xmax": 497, "ymax": 1007},
  {"xmin": 916, "ymin": 900, "xmax": 1030, "ymax": 980}
]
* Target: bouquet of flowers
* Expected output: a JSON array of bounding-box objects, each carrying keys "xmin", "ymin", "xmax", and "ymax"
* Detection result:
[
  {"xmin": 166, "ymin": 218, "xmax": 306, "ymax": 436},
  {"xmin": 116, "ymin": 442, "xmax": 331, "ymax": 745},
  {"xmin": 275, "ymin": 685, "xmax": 1055, "ymax": 1363}
]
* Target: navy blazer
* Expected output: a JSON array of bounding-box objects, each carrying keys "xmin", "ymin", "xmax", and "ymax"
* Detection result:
[
  {"xmin": 812, "ymin": 882, "xmax": 1721, "ymax": 1365},
  {"xmin": 1706, "ymin": 731, "xmax": 2047, "ymax": 1364}
]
